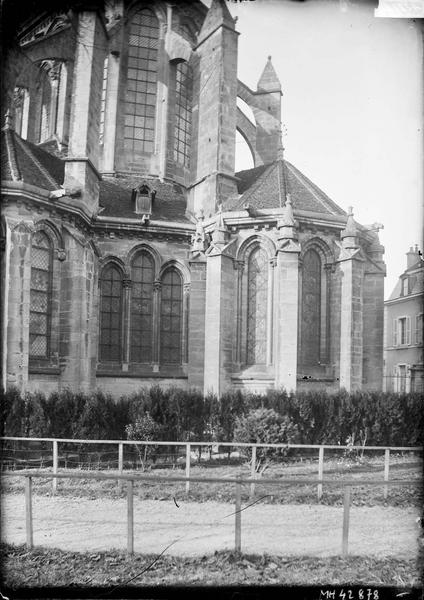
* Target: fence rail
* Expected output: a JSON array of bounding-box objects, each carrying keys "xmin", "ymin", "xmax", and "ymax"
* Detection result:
[
  {"xmin": 3, "ymin": 469, "xmax": 419, "ymax": 558},
  {"xmin": 1, "ymin": 436, "xmax": 421, "ymax": 499}
]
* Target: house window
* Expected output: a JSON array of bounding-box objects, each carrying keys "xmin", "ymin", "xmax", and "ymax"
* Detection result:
[
  {"xmin": 130, "ymin": 251, "xmax": 154, "ymax": 362},
  {"xmin": 29, "ymin": 232, "xmax": 52, "ymax": 358},
  {"xmin": 402, "ymin": 277, "xmax": 409, "ymax": 296},
  {"xmin": 415, "ymin": 314, "xmax": 423, "ymax": 345},
  {"xmin": 173, "ymin": 61, "xmax": 192, "ymax": 167},
  {"xmin": 300, "ymin": 249, "xmax": 322, "ymax": 367},
  {"xmin": 124, "ymin": 8, "xmax": 159, "ymax": 155},
  {"xmin": 393, "ymin": 316, "xmax": 411, "ymax": 346},
  {"xmin": 160, "ymin": 268, "xmax": 183, "ymax": 364},
  {"xmin": 99, "ymin": 265, "xmax": 123, "ymax": 361},
  {"xmin": 246, "ymin": 247, "xmax": 268, "ymax": 365}
]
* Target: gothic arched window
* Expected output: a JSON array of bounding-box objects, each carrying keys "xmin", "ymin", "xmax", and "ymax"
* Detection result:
[
  {"xmin": 29, "ymin": 231, "xmax": 52, "ymax": 358},
  {"xmin": 124, "ymin": 8, "xmax": 159, "ymax": 155},
  {"xmin": 160, "ymin": 268, "xmax": 183, "ymax": 364},
  {"xmin": 300, "ymin": 249, "xmax": 321, "ymax": 367},
  {"xmin": 130, "ymin": 251, "xmax": 154, "ymax": 362},
  {"xmin": 174, "ymin": 61, "xmax": 192, "ymax": 167},
  {"xmin": 13, "ymin": 87, "xmax": 30, "ymax": 139},
  {"xmin": 99, "ymin": 265, "xmax": 123, "ymax": 361},
  {"xmin": 246, "ymin": 247, "xmax": 268, "ymax": 365}
]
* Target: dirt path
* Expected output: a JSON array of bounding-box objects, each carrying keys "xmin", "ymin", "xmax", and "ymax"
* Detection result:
[{"xmin": 1, "ymin": 493, "xmax": 420, "ymax": 558}]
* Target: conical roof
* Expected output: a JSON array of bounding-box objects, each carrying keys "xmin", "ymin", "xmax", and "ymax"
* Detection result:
[
  {"xmin": 257, "ymin": 56, "xmax": 281, "ymax": 92},
  {"xmin": 230, "ymin": 159, "xmax": 346, "ymax": 217}
]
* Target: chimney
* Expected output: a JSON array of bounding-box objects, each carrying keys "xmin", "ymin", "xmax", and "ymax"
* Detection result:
[{"xmin": 406, "ymin": 246, "xmax": 418, "ymax": 269}]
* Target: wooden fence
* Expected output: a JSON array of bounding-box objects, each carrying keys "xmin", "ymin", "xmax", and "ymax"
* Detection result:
[
  {"xmin": 1, "ymin": 436, "xmax": 421, "ymax": 499},
  {"xmin": 3, "ymin": 470, "xmax": 419, "ymax": 558}
]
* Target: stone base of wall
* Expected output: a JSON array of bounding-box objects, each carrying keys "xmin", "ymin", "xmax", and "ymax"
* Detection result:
[
  {"xmin": 296, "ymin": 378, "xmax": 338, "ymax": 394},
  {"xmin": 28, "ymin": 374, "xmax": 60, "ymax": 395},
  {"xmin": 95, "ymin": 376, "xmax": 188, "ymax": 397},
  {"xmin": 231, "ymin": 377, "xmax": 275, "ymax": 394}
]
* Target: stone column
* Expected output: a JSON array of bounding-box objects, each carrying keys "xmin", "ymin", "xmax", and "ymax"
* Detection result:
[
  {"xmin": 338, "ymin": 208, "xmax": 364, "ymax": 392},
  {"xmin": 5, "ymin": 219, "xmax": 33, "ymax": 392},
  {"xmin": 362, "ymin": 236, "xmax": 385, "ymax": 390},
  {"xmin": 59, "ymin": 233, "xmax": 96, "ymax": 392},
  {"xmin": 101, "ymin": 51, "xmax": 121, "ymax": 172},
  {"xmin": 274, "ymin": 197, "xmax": 300, "ymax": 392},
  {"xmin": 203, "ymin": 210, "xmax": 235, "ymax": 396},
  {"xmin": 64, "ymin": 10, "xmax": 106, "ymax": 216}
]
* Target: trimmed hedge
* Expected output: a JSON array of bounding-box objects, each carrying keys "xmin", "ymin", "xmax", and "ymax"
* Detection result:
[{"xmin": 1, "ymin": 386, "xmax": 423, "ymax": 447}]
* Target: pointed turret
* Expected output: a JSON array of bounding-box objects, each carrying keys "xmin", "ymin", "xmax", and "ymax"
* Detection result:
[
  {"xmin": 277, "ymin": 194, "xmax": 298, "ymax": 244},
  {"xmin": 341, "ymin": 206, "xmax": 359, "ymax": 249},
  {"xmin": 254, "ymin": 56, "xmax": 282, "ymax": 164},
  {"xmin": 257, "ymin": 56, "xmax": 282, "ymax": 93},
  {"xmin": 197, "ymin": 0, "xmax": 235, "ymax": 44},
  {"xmin": 211, "ymin": 204, "xmax": 228, "ymax": 247}
]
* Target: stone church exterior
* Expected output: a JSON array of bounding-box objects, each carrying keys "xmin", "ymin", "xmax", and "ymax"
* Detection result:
[{"xmin": 1, "ymin": 0, "xmax": 385, "ymax": 397}]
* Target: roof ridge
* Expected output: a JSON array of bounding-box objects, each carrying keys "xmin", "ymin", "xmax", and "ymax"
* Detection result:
[
  {"xmin": 15, "ymin": 135, "xmax": 60, "ymax": 189},
  {"xmin": 284, "ymin": 161, "xmax": 339, "ymax": 216},
  {"xmin": 3, "ymin": 129, "xmax": 21, "ymax": 181}
]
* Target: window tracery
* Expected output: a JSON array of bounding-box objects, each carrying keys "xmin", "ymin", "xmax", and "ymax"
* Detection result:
[
  {"xmin": 29, "ymin": 231, "xmax": 52, "ymax": 358},
  {"xmin": 124, "ymin": 8, "xmax": 159, "ymax": 155},
  {"xmin": 130, "ymin": 251, "xmax": 154, "ymax": 362},
  {"xmin": 160, "ymin": 268, "xmax": 183, "ymax": 364},
  {"xmin": 99, "ymin": 265, "xmax": 123, "ymax": 361},
  {"xmin": 246, "ymin": 247, "xmax": 268, "ymax": 366}
]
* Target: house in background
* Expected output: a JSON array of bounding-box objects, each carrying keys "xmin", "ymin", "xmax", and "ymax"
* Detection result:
[
  {"xmin": 1, "ymin": 0, "xmax": 386, "ymax": 397},
  {"xmin": 384, "ymin": 246, "xmax": 423, "ymax": 392}
]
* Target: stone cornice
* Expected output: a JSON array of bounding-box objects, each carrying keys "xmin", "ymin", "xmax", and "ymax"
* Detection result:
[
  {"xmin": 384, "ymin": 292, "xmax": 423, "ymax": 306},
  {"xmin": 2, "ymin": 184, "xmax": 194, "ymax": 241}
]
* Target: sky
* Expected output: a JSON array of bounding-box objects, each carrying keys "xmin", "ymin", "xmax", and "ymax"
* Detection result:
[{"xmin": 206, "ymin": 0, "xmax": 423, "ymax": 298}]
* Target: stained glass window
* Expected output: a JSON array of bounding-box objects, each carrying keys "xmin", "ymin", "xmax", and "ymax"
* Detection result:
[
  {"xmin": 39, "ymin": 72, "xmax": 51, "ymax": 142},
  {"xmin": 160, "ymin": 269, "xmax": 182, "ymax": 364},
  {"xmin": 246, "ymin": 248, "xmax": 268, "ymax": 365},
  {"xmin": 99, "ymin": 265, "xmax": 122, "ymax": 361},
  {"xmin": 29, "ymin": 232, "xmax": 52, "ymax": 358},
  {"xmin": 300, "ymin": 249, "xmax": 321, "ymax": 366},
  {"xmin": 173, "ymin": 61, "xmax": 192, "ymax": 167},
  {"xmin": 130, "ymin": 252, "xmax": 154, "ymax": 362},
  {"xmin": 124, "ymin": 8, "xmax": 159, "ymax": 155}
]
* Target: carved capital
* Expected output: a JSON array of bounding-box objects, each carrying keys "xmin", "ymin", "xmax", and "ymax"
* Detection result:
[
  {"xmin": 122, "ymin": 278, "xmax": 132, "ymax": 289},
  {"xmin": 183, "ymin": 282, "xmax": 190, "ymax": 294},
  {"xmin": 153, "ymin": 280, "xmax": 161, "ymax": 292}
]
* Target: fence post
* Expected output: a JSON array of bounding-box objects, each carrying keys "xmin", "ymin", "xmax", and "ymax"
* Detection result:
[
  {"xmin": 383, "ymin": 448, "xmax": 390, "ymax": 500},
  {"xmin": 317, "ymin": 446, "xmax": 324, "ymax": 501},
  {"xmin": 235, "ymin": 474, "xmax": 242, "ymax": 553},
  {"xmin": 342, "ymin": 485, "xmax": 351, "ymax": 556},
  {"xmin": 185, "ymin": 443, "xmax": 191, "ymax": 494},
  {"xmin": 25, "ymin": 476, "xmax": 33, "ymax": 549},
  {"xmin": 52, "ymin": 440, "xmax": 58, "ymax": 494},
  {"xmin": 250, "ymin": 446, "xmax": 257, "ymax": 498},
  {"xmin": 118, "ymin": 443, "xmax": 124, "ymax": 492},
  {"xmin": 127, "ymin": 479, "xmax": 134, "ymax": 555}
]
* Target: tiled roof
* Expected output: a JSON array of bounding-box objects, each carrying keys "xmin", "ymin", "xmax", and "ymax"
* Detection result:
[
  {"xmin": 1, "ymin": 129, "xmax": 64, "ymax": 191},
  {"xmin": 1, "ymin": 131, "xmax": 190, "ymax": 224},
  {"xmin": 232, "ymin": 159, "xmax": 346, "ymax": 217},
  {"xmin": 99, "ymin": 175, "xmax": 191, "ymax": 224}
]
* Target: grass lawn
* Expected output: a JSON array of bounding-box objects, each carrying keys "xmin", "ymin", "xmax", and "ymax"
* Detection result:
[{"xmin": 1, "ymin": 544, "xmax": 422, "ymax": 588}]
